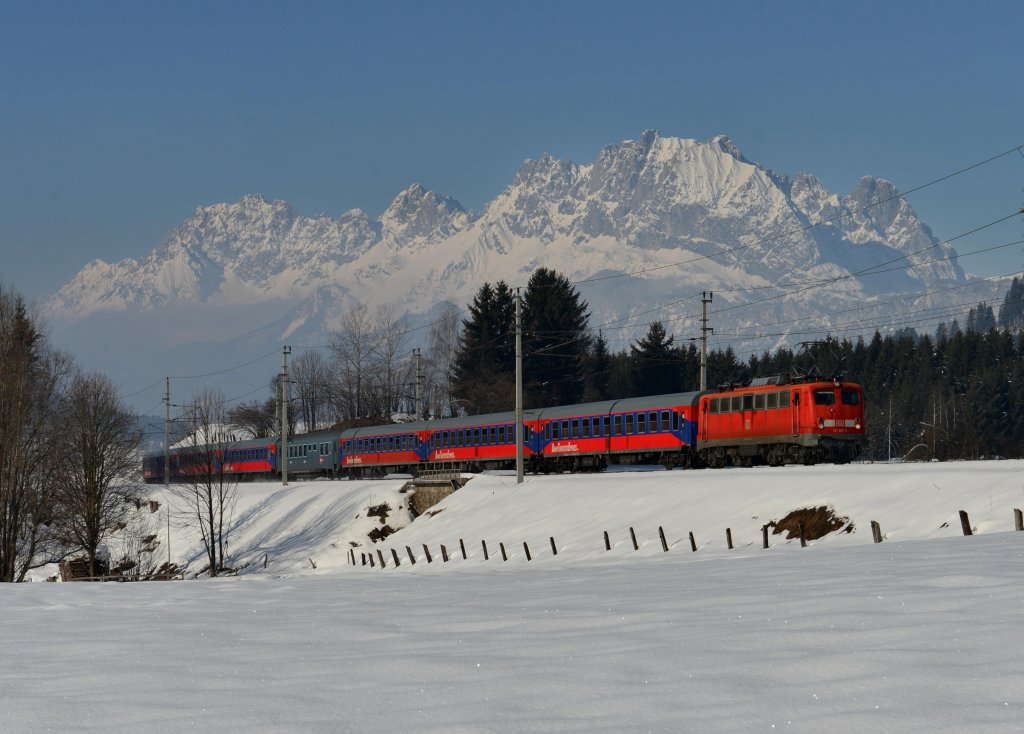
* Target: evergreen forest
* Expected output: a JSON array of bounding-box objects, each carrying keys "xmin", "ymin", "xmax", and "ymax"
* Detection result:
[{"xmin": 452, "ymin": 272, "xmax": 1024, "ymax": 463}]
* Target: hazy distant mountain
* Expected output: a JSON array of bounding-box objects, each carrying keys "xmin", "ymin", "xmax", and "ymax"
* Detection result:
[{"xmin": 45, "ymin": 131, "xmax": 989, "ymax": 401}]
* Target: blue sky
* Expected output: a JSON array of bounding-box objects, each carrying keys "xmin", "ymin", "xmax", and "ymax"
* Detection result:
[{"xmin": 2, "ymin": 0, "xmax": 1022, "ymax": 299}]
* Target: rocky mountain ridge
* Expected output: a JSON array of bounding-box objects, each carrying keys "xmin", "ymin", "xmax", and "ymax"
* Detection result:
[{"xmin": 47, "ymin": 132, "xmax": 978, "ymax": 385}]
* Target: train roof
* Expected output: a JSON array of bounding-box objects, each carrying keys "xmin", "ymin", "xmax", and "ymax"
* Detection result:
[
  {"xmin": 341, "ymin": 411, "xmax": 542, "ymax": 438},
  {"xmin": 536, "ymin": 392, "xmax": 703, "ymax": 420}
]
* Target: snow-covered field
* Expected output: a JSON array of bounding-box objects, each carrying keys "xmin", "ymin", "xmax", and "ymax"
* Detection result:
[{"xmin": 5, "ymin": 462, "xmax": 1024, "ymax": 732}]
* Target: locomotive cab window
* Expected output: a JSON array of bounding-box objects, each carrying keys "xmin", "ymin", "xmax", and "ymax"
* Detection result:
[
  {"xmin": 766, "ymin": 392, "xmax": 778, "ymax": 409},
  {"xmin": 754, "ymin": 394, "xmax": 766, "ymax": 410},
  {"xmin": 842, "ymin": 389, "xmax": 860, "ymax": 405},
  {"xmin": 779, "ymin": 391, "xmax": 790, "ymax": 408},
  {"xmin": 814, "ymin": 390, "xmax": 836, "ymax": 405},
  {"xmin": 731, "ymin": 396, "xmax": 742, "ymax": 412}
]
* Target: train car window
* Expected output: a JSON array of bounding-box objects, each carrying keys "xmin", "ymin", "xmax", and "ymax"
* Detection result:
[
  {"xmin": 625, "ymin": 414, "xmax": 635, "ymax": 434},
  {"xmin": 779, "ymin": 391, "xmax": 790, "ymax": 408},
  {"xmin": 767, "ymin": 393, "xmax": 778, "ymax": 409},
  {"xmin": 842, "ymin": 389, "xmax": 860, "ymax": 405},
  {"xmin": 570, "ymin": 419, "xmax": 579, "ymax": 438},
  {"xmin": 649, "ymin": 412, "xmax": 658, "ymax": 431},
  {"xmin": 473, "ymin": 428, "xmax": 480, "ymax": 445},
  {"xmin": 710, "ymin": 397, "xmax": 719, "ymax": 414},
  {"xmin": 742, "ymin": 395, "xmax": 753, "ymax": 411},
  {"xmin": 637, "ymin": 413, "xmax": 647, "ymax": 433},
  {"xmin": 582, "ymin": 419, "xmax": 591, "ymax": 438},
  {"xmin": 661, "ymin": 411, "xmax": 670, "ymax": 431},
  {"xmin": 728, "ymin": 396, "xmax": 739, "ymax": 412},
  {"xmin": 814, "ymin": 390, "xmax": 836, "ymax": 405},
  {"xmin": 754, "ymin": 394, "xmax": 765, "ymax": 410},
  {"xmin": 524, "ymin": 426, "xmax": 532, "ymax": 441},
  {"xmin": 560, "ymin": 420, "xmax": 569, "ymax": 438},
  {"xmin": 613, "ymin": 415, "xmax": 622, "ymax": 435},
  {"xmin": 602, "ymin": 416, "xmax": 611, "ymax": 436}
]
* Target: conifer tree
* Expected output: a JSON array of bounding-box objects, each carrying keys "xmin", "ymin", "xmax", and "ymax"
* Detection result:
[
  {"xmin": 452, "ymin": 281, "xmax": 516, "ymax": 413},
  {"xmin": 629, "ymin": 321, "xmax": 679, "ymax": 396},
  {"xmin": 522, "ymin": 268, "xmax": 591, "ymax": 407}
]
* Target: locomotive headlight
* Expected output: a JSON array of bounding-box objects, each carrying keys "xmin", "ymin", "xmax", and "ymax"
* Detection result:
[{"xmin": 855, "ymin": 421, "xmax": 862, "ymax": 430}]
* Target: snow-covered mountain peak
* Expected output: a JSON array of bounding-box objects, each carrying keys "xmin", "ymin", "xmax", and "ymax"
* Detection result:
[
  {"xmin": 46, "ymin": 130, "xmax": 977, "ymax": 381},
  {"xmin": 379, "ymin": 183, "xmax": 470, "ymax": 246}
]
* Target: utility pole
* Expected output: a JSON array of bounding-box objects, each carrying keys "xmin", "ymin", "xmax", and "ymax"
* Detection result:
[
  {"xmin": 414, "ymin": 348, "xmax": 422, "ymax": 420},
  {"xmin": 515, "ymin": 288, "xmax": 524, "ymax": 485},
  {"xmin": 164, "ymin": 376, "xmax": 171, "ymax": 571},
  {"xmin": 700, "ymin": 291, "xmax": 713, "ymax": 390},
  {"xmin": 164, "ymin": 377, "xmax": 170, "ymax": 490},
  {"xmin": 281, "ymin": 345, "xmax": 291, "ymax": 486}
]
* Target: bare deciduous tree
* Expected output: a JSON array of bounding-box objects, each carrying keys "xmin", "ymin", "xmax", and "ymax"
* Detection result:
[
  {"xmin": 425, "ymin": 303, "xmax": 461, "ymax": 418},
  {"xmin": 368, "ymin": 305, "xmax": 413, "ymax": 418},
  {"xmin": 329, "ymin": 304, "xmax": 379, "ymax": 421},
  {"xmin": 53, "ymin": 372, "xmax": 143, "ymax": 577},
  {"xmin": 170, "ymin": 389, "xmax": 238, "ymax": 576},
  {"xmin": 0, "ymin": 285, "xmax": 72, "ymax": 582},
  {"xmin": 290, "ymin": 349, "xmax": 332, "ymax": 431},
  {"xmin": 227, "ymin": 396, "xmax": 278, "ymax": 439}
]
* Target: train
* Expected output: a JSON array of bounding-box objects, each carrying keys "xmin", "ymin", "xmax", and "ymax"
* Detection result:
[{"xmin": 143, "ymin": 377, "xmax": 865, "ymax": 482}]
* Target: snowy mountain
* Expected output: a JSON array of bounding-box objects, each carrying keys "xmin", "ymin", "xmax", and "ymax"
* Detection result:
[{"xmin": 45, "ymin": 132, "xmax": 990, "ymax": 397}]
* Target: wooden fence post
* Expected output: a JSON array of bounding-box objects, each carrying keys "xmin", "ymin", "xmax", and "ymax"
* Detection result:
[
  {"xmin": 441, "ymin": 544, "xmax": 449, "ymax": 562},
  {"xmin": 460, "ymin": 539, "xmax": 467, "ymax": 559},
  {"xmin": 500, "ymin": 542, "xmax": 508, "ymax": 561},
  {"xmin": 871, "ymin": 521, "xmax": 883, "ymax": 544},
  {"xmin": 391, "ymin": 548, "xmax": 401, "ymax": 567},
  {"xmin": 1015, "ymin": 509, "xmax": 1023, "ymax": 532},
  {"xmin": 406, "ymin": 546, "xmax": 416, "ymax": 565},
  {"xmin": 376, "ymin": 550, "xmax": 386, "ymax": 568},
  {"xmin": 659, "ymin": 526, "xmax": 669, "ymax": 552},
  {"xmin": 959, "ymin": 510, "xmax": 973, "ymax": 536},
  {"xmin": 482, "ymin": 540, "xmax": 489, "ymax": 560},
  {"xmin": 368, "ymin": 554, "xmax": 375, "ymax": 567},
  {"xmin": 689, "ymin": 531, "xmax": 697, "ymax": 552},
  {"xmin": 762, "ymin": 524, "xmax": 770, "ymax": 549},
  {"xmin": 726, "ymin": 528, "xmax": 733, "ymax": 550},
  {"xmin": 265, "ymin": 553, "xmax": 270, "ymax": 568},
  {"xmin": 549, "ymin": 537, "xmax": 558, "ymax": 556},
  {"xmin": 604, "ymin": 531, "xmax": 611, "ymax": 551},
  {"xmin": 422, "ymin": 544, "xmax": 433, "ymax": 563},
  {"xmin": 629, "ymin": 527, "xmax": 639, "ymax": 550},
  {"xmin": 309, "ymin": 557, "xmax": 318, "ymax": 569},
  {"xmin": 361, "ymin": 552, "xmax": 367, "ymax": 566},
  {"xmin": 798, "ymin": 522, "xmax": 806, "ymax": 548},
  {"xmin": 523, "ymin": 542, "xmax": 532, "ymax": 561}
]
